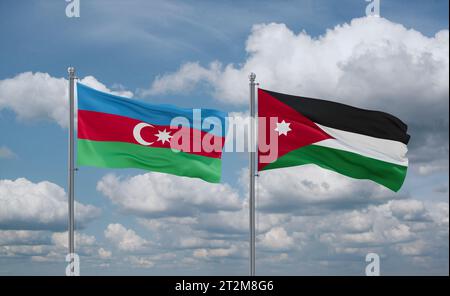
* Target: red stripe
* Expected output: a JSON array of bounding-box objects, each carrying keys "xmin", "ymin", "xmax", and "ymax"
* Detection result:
[{"xmin": 78, "ymin": 110, "xmax": 223, "ymax": 159}]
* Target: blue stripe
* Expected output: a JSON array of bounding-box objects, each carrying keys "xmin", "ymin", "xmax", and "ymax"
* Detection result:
[{"xmin": 77, "ymin": 83, "xmax": 227, "ymax": 137}]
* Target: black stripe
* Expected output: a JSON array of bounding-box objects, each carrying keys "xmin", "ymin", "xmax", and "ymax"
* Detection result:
[{"xmin": 261, "ymin": 89, "xmax": 410, "ymax": 144}]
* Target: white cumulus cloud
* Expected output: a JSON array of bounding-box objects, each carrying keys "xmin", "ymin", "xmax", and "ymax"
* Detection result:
[
  {"xmin": 0, "ymin": 72, "xmax": 133, "ymax": 128},
  {"xmin": 104, "ymin": 223, "xmax": 149, "ymax": 252},
  {"xmin": 146, "ymin": 17, "xmax": 448, "ymax": 110},
  {"xmin": 0, "ymin": 178, "xmax": 100, "ymax": 230},
  {"xmin": 0, "ymin": 230, "xmax": 50, "ymax": 246},
  {"xmin": 260, "ymin": 227, "xmax": 294, "ymax": 250},
  {"xmin": 98, "ymin": 247, "xmax": 112, "ymax": 259},
  {"xmin": 97, "ymin": 172, "xmax": 241, "ymax": 218},
  {"xmin": 253, "ymin": 166, "xmax": 398, "ymax": 214}
]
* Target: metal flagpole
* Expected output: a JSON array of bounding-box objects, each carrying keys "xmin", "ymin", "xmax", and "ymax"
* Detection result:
[
  {"xmin": 67, "ymin": 67, "xmax": 76, "ymax": 276},
  {"xmin": 249, "ymin": 73, "xmax": 256, "ymax": 276}
]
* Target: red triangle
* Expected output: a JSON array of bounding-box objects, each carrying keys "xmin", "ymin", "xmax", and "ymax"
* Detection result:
[{"xmin": 258, "ymin": 89, "xmax": 332, "ymax": 170}]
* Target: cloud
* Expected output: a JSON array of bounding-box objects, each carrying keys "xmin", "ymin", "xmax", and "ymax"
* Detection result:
[
  {"xmin": 390, "ymin": 200, "xmax": 431, "ymax": 222},
  {"xmin": 338, "ymin": 211, "xmax": 373, "ymax": 233},
  {"xmin": 305, "ymin": 200, "xmax": 446, "ymax": 253},
  {"xmin": 104, "ymin": 223, "xmax": 149, "ymax": 252},
  {"xmin": 0, "ymin": 230, "xmax": 50, "ymax": 246},
  {"xmin": 427, "ymin": 202, "xmax": 449, "ymax": 227},
  {"xmin": 97, "ymin": 172, "xmax": 241, "ymax": 218},
  {"xmin": 79, "ymin": 76, "xmax": 133, "ymax": 98},
  {"xmin": 256, "ymin": 199, "xmax": 447, "ymax": 275},
  {"xmin": 260, "ymin": 227, "xmax": 294, "ymax": 251},
  {"xmin": 145, "ymin": 17, "xmax": 449, "ymax": 172},
  {"xmin": 125, "ymin": 252, "xmax": 178, "ymax": 269},
  {"xmin": 146, "ymin": 17, "xmax": 448, "ymax": 107},
  {"xmin": 126, "ymin": 255, "xmax": 155, "ymax": 268},
  {"xmin": 141, "ymin": 62, "xmax": 222, "ymax": 97},
  {"xmin": 134, "ymin": 197, "xmax": 446, "ymax": 272},
  {"xmin": 193, "ymin": 246, "xmax": 238, "ymax": 259},
  {"xmin": 93, "ymin": 164, "xmax": 447, "ymax": 273},
  {"xmin": 217, "ymin": 171, "xmax": 446, "ymax": 273},
  {"xmin": 0, "ymin": 178, "xmax": 100, "ymax": 230},
  {"xmin": 0, "ymin": 245, "xmax": 50, "ymax": 257},
  {"xmin": 98, "ymin": 248, "xmax": 112, "ymax": 259},
  {"xmin": 0, "ymin": 230, "xmax": 97, "ymax": 260},
  {"xmin": 252, "ymin": 166, "xmax": 400, "ymax": 214},
  {"xmin": 0, "ymin": 146, "xmax": 16, "ymax": 159},
  {"xmin": 51, "ymin": 231, "xmax": 96, "ymax": 249},
  {"xmin": 195, "ymin": 207, "xmax": 286, "ymax": 236},
  {"xmin": 395, "ymin": 239, "xmax": 429, "ymax": 256},
  {"xmin": 0, "ymin": 72, "xmax": 68, "ymax": 127},
  {"xmin": 0, "ymin": 72, "xmax": 133, "ymax": 128}
]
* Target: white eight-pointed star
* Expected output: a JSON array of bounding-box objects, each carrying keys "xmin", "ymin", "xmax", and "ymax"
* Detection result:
[
  {"xmin": 155, "ymin": 129, "xmax": 172, "ymax": 144},
  {"xmin": 274, "ymin": 120, "xmax": 292, "ymax": 136}
]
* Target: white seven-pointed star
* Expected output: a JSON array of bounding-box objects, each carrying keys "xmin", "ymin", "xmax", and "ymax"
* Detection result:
[
  {"xmin": 274, "ymin": 120, "xmax": 292, "ymax": 136},
  {"xmin": 155, "ymin": 129, "xmax": 172, "ymax": 144}
]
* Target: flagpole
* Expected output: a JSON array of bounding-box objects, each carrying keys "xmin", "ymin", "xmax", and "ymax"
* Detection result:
[
  {"xmin": 249, "ymin": 73, "xmax": 256, "ymax": 276},
  {"xmin": 67, "ymin": 67, "xmax": 76, "ymax": 276}
]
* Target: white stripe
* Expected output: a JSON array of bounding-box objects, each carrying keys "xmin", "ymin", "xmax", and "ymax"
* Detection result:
[{"xmin": 314, "ymin": 124, "xmax": 408, "ymax": 166}]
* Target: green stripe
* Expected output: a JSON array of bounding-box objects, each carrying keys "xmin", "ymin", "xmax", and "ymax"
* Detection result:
[
  {"xmin": 261, "ymin": 144, "xmax": 407, "ymax": 191},
  {"xmin": 77, "ymin": 139, "xmax": 222, "ymax": 183}
]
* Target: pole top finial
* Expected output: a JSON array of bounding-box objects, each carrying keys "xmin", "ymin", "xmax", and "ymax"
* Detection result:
[
  {"xmin": 67, "ymin": 67, "xmax": 75, "ymax": 76},
  {"xmin": 249, "ymin": 72, "xmax": 256, "ymax": 82}
]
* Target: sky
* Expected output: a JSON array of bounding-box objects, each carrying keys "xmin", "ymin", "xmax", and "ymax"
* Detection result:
[{"xmin": 0, "ymin": 0, "xmax": 448, "ymax": 275}]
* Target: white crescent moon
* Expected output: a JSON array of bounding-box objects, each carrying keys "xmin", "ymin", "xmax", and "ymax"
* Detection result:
[{"xmin": 133, "ymin": 122, "xmax": 154, "ymax": 146}]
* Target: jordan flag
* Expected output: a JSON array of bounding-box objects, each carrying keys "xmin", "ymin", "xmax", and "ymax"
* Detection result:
[{"xmin": 258, "ymin": 89, "xmax": 410, "ymax": 192}]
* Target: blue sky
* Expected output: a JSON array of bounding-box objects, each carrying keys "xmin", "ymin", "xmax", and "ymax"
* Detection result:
[{"xmin": 0, "ymin": 0, "xmax": 448, "ymax": 275}]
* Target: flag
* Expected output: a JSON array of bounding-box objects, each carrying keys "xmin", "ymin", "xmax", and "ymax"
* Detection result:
[
  {"xmin": 258, "ymin": 89, "xmax": 410, "ymax": 191},
  {"xmin": 77, "ymin": 83, "xmax": 227, "ymax": 183}
]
